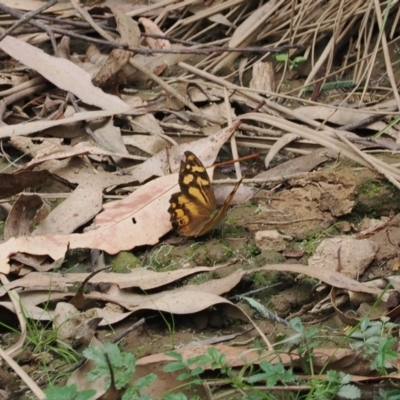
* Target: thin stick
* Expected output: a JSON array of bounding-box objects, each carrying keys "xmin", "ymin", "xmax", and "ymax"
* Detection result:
[
  {"xmin": 224, "ymin": 88, "xmax": 241, "ymax": 179},
  {"xmin": 0, "ymin": 0, "xmax": 57, "ymax": 41},
  {"xmin": 0, "ymin": 347, "xmax": 45, "ymax": 399},
  {"xmin": 70, "ymin": 0, "xmax": 115, "ymax": 42},
  {"xmin": 111, "ymin": 318, "xmax": 146, "ymax": 343}
]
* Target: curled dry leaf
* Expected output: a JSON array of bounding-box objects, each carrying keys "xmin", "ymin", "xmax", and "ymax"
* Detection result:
[
  {"xmin": 139, "ymin": 17, "xmax": 170, "ymax": 50},
  {"xmin": 264, "ymin": 133, "xmax": 299, "ymax": 169},
  {"xmin": 261, "ymin": 264, "xmax": 391, "ymax": 299},
  {"xmin": 4, "ymin": 193, "xmax": 50, "ymax": 239},
  {"xmin": 0, "ymin": 262, "xmax": 236, "ymax": 295}
]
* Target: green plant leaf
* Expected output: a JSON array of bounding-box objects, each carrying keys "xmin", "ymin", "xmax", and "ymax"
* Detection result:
[
  {"xmin": 275, "ymin": 54, "xmax": 288, "ymax": 62},
  {"xmin": 163, "ymin": 394, "xmax": 188, "ymax": 400},
  {"xmin": 135, "ymin": 373, "xmax": 157, "ymax": 391},
  {"xmin": 44, "ymin": 385, "xmax": 95, "ymax": 400},
  {"xmin": 337, "ymin": 384, "xmax": 361, "ymax": 399},
  {"xmin": 163, "ymin": 361, "xmax": 186, "ymax": 373},
  {"xmin": 83, "ymin": 343, "xmax": 136, "ymax": 390}
]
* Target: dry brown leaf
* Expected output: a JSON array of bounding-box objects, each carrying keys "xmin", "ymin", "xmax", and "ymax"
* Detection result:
[
  {"xmin": 4, "ymin": 194, "xmax": 50, "ymax": 239},
  {"xmin": 0, "ymin": 264, "xmax": 234, "ymax": 295},
  {"xmin": 68, "ymin": 339, "xmax": 207, "ymax": 400},
  {"xmin": 1, "ymin": 266, "xmax": 246, "ymax": 324},
  {"xmin": 0, "ymin": 36, "xmax": 130, "ymax": 111},
  {"xmin": 255, "ymin": 149, "xmax": 338, "ymax": 180},
  {"xmin": 0, "ymin": 172, "xmax": 174, "ymax": 272},
  {"xmin": 91, "ymin": 48, "xmax": 131, "ymax": 87},
  {"xmin": 261, "ymin": 264, "xmax": 386, "ymax": 296},
  {"xmin": 0, "ymin": 301, "xmax": 54, "ymax": 321},
  {"xmin": 1, "ymin": 295, "xmax": 133, "ymax": 326},
  {"xmin": 0, "ymin": 171, "xmax": 52, "ymax": 199},
  {"xmin": 308, "ymin": 237, "xmax": 378, "ymax": 280},
  {"xmin": 112, "ymin": 7, "xmax": 140, "ymax": 46},
  {"xmin": 139, "ymin": 17, "xmax": 170, "ymax": 50},
  {"xmin": 23, "ymin": 142, "xmax": 143, "ymax": 170},
  {"xmin": 67, "ymin": 337, "xmax": 108, "ymax": 400}
]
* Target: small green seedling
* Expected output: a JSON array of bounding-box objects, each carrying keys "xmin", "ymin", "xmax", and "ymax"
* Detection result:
[{"xmin": 275, "ymin": 53, "xmax": 306, "ymax": 70}]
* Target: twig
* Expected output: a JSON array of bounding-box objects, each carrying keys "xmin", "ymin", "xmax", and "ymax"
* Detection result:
[
  {"xmin": 0, "ymin": 2, "xmax": 59, "ymax": 55},
  {"xmin": 0, "ymin": 347, "xmax": 45, "ymax": 399},
  {"xmin": 0, "ymin": 3, "xmax": 302, "ymax": 56},
  {"xmin": 70, "ymin": 0, "xmax": 115, "ymax": 42},
  {"xmin": 0, "ymin": 0, "xmax": 57, "ymax": 41},
  {"xmin": 129, "ymin": 58, "xmax": 205, "ymax": 123},
  {"xmin": 111, "ymin": 318, "xmax": 146, "ymax": 343},
  {"xmin": 337, "ymin": 105, "xmax": 399, "ymax": 132},
  {"xmin": 0, "ymin": 84, "xmax": 47, "ymax": 121}
]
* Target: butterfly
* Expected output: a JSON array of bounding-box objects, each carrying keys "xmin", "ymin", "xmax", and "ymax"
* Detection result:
[{"xmin": 168, "ymin": 151, "xmax": 242, "ymax": 237}]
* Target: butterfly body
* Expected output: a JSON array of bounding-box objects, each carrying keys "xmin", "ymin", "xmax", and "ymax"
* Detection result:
[{"xmin": 168, "ymin": 151, "xmax": 242, "ymax": 237}]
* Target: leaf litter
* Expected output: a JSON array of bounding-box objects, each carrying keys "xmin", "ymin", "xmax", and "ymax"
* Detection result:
[{"xmin": 0, "ymin": 0, "xmax": 400, "ymax": 398}]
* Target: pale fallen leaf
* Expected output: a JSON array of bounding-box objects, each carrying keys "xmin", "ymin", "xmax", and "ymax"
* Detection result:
[
  {"xmin": 0, "ymin": 109, "xmax": 138, "ymax": 140},
  {"xmin": 308, "ymin": 237, "xmax": 378, "ymax": 280},
  {"xmin": 129, "ymin": 123, "xmax": 239, "ymax": 182},
  {"xmin": 53, "ymin": 302, "xmax": 100, "ymax": 348},
  {"xmin": 87, "ymin": 118, "xmax": 128, "ymax": 156},
  {"xmin": 264, "ymin": 133, "xmax": 299, "ymax": 168},
  {"xmin": 137, "ymin": 345, "xmax": 372, "ymax": 376},
  {"xmin": 112, "ymin": 7, "xmax": 141, "ymax": 46},
  {"xmin": 91, "ymin": 8, "xmax": 140, "ymax": 88},
  {"xmin": 292, "ymin": 105, "xmax": 396, "ymax": 133},
  {"xmin": 0, "ymin": 36, "xmax": 129, "ymax": 111},
  {"xmin": 0, "ymin": 172, "xmax": 174, "ymax": 273},
  {"xmin": 261, "ymin": 264, "xmax": 386, "ymax": 296},
  {"xmin": 0, "ymin": 264, "xmax": 233, "ymax": 294},
  {"xmin": 0, "ymin": 0, "xmax": 70, "ymax": 12},
  {"xmin": 33, "ymin": 178, "xmax": 106, "ymax": 236},
  {"xmin": 139, "ymin": 17, "xmax": 170, "ymax": 50},
  {"xmin": 23, "ymin": 142, "xmax": 144, "ymax": 170},
  {"xmin": 123, "ymin": 134, "xmax": 169, "ymax": 155},
  {"xmin": 255, "ymin": 148, "xmax": 338, "ymax": 180},
  {"xmin": 0, "ymin": 236, "xmax": 68, "ymax": 274}
]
